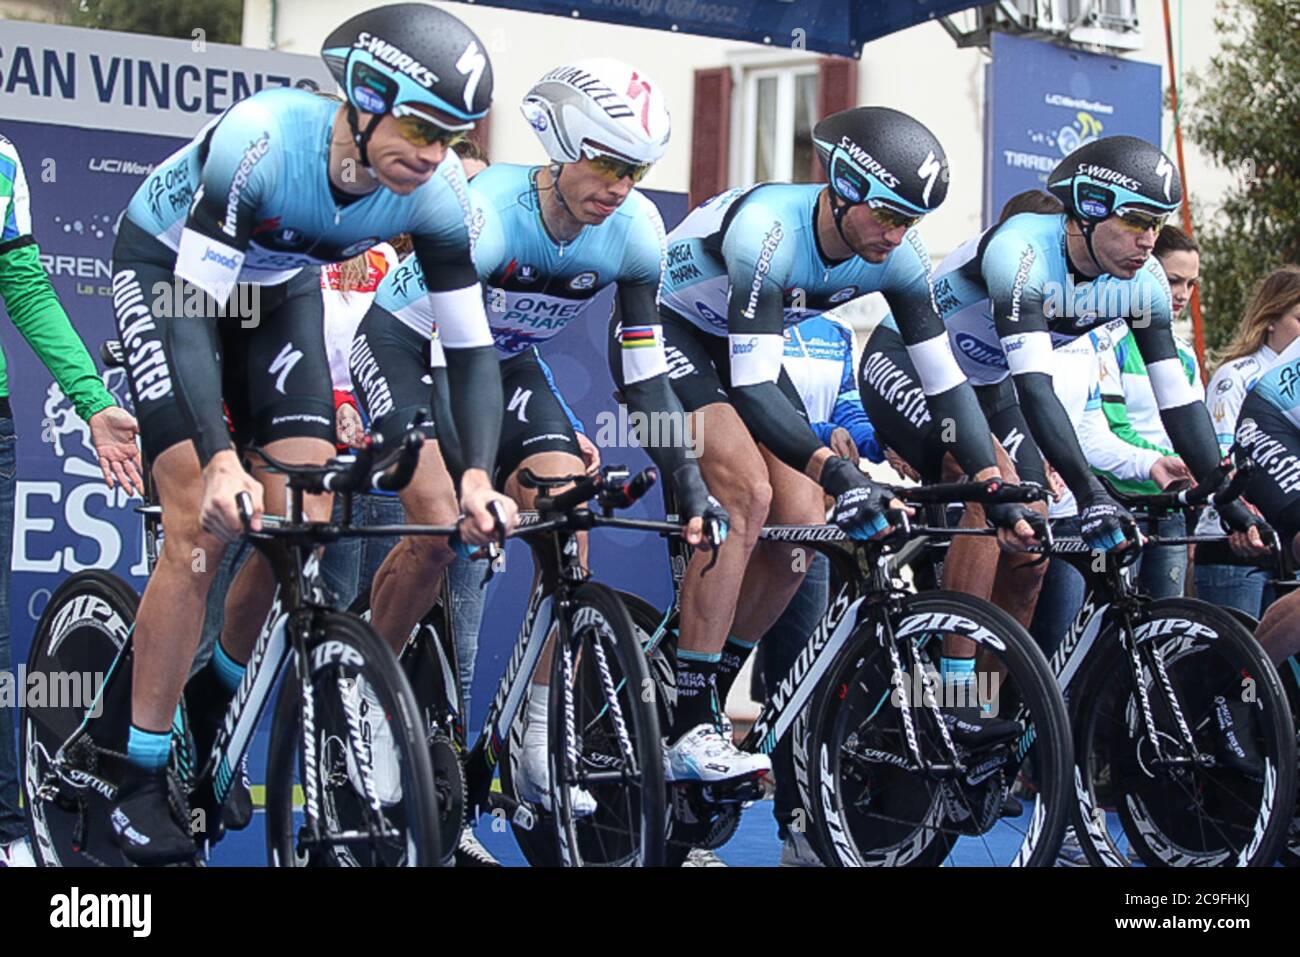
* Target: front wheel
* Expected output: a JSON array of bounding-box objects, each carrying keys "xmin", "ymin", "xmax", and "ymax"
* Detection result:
[
  {"xmin": 1071, "ymin": 598, "xmax": 1297, "ymax": 867},
  {"xmin": 547, "ymin": 583, "xmax": 666, "ymax": 866},
  {"xmin": 807, "ymin": 592, "xmax": 1073, "ymax": 866},
  {"xmin": 265, "ymin": 612, "xmax": 442, "ymax": 866}
]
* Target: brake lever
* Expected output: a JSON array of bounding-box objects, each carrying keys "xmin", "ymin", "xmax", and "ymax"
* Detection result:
[{"xmin": 699, "ymin": 516, "xmax": 726, "ymax": 576}]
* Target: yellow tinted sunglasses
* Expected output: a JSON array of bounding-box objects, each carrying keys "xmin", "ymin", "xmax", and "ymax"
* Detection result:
[
  {"xmin": 393, "ymin": 114, "xmax": 469, "ymax": 149},
  {"xmin": 1114, "ymin": 209, "xmax": 1169, "ymax": 234},
  {"xmin": 587, "ymin": 153, "xmax": 654, "ymax": 184},
  {"xmin": 866, "ymin": 202, "xmax": 924, "ymax": 231}
]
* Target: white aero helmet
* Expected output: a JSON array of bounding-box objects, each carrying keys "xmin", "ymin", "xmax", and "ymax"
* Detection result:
[{"xmin": 521, "ymin": 58, "xmax": 671, "ymax": 169}]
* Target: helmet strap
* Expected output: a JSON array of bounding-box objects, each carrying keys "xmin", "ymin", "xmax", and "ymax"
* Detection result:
[
  {"xmin": 828, "ymin": 192, "xmax": 853, "ymax": 248},
  {"xmin": 1078, "ymin": 218, "xmax": 1106, "ymax": 275},
  {"xmin": 346, "ymin": 104, "xmax": 382, "ymax": 171},
  {"xmin": 550, "ymin": 162, "xmax": 576, "ymax": 217}
]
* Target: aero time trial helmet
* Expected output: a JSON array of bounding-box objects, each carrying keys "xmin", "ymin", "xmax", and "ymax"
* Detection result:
[
  {"xmin": 521, "ymin": 59, "xmax": 669, "ymax": 182},
  {"xmin": 813, "ymin": 106, "xmax": 949, "ymax": 234},
  {"xmin": 321, "ymin": 4, "xmax": 493, "ymax": 164},
  {"xmin": 1048, "ymin": 135, "xmax": 1182, "ymax": 223}
]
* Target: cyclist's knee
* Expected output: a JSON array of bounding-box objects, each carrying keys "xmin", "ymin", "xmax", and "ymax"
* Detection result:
[
  {"xmin": 158, "ymin": 518, "xmax": 227, "ymax": 578},
  {"xmin": 721, "ymin": 478, "xmax": 772, "ymax": 539},
  {"xmin": 400, "ymin": 531, "xmax": 457, "ymax": 571}
]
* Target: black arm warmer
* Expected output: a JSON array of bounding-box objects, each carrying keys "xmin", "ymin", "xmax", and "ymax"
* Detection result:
[
  {"xmin": 441, "ymin": 343, "xmax": 502, "ymax": 483},
  {"xmin": 621, "ymin": 372, "xmax": 710, "ymax": 481},
  {"xmin": 926, "ymin": 380, "xmax": 998, "ymax": 477},
  {"xmin": 729, "ymin": 380, "xmax": 825, "ymax": 472},
  {"xmin": 1012, "ymin": 370, "xmax": 1107, "ymax": 503},
  {"xmin": 165, "ymin": 303, "xmax": 230, "ymax": 466},
  {"xmin": 1159, "ymin": 402, "xmax": 1225, "ymax": 481}
]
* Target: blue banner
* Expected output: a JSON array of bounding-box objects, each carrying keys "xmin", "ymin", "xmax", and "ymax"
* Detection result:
[{"xmin": 985, "ymin": 31, "xmax": 1161, "ymax": 225}]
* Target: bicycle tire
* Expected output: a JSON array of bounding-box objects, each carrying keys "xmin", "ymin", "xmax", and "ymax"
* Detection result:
[
  {"xmin": 349, "ymin": 593, "xmax": 466, "ymax": 858},
  {"xmin": 1070, "ymin": 597, "xmax": 1297, "ymax": 867},
  {"xmin": 22, "ymin": 570, "xmax": 142, "ymax": 867},
  {"xmin": 807, "ymin": 591, "xmax": 1073, "ymax": 867},
  {"xmin": 548, "ymin": 583, "xmax": 666, "ymax": 866},
  {"xmin": 264, "ymin": 611, "xmax": 443, "ymax": 866}
]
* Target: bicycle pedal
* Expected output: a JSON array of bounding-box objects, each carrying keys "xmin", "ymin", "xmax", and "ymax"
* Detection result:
[{"xmin": 701, "ymin": 772, "xmax": 766, "ymax": 805}]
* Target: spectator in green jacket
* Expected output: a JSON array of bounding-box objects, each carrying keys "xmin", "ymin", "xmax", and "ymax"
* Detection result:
[{"xmin": 0, "ymin": 131, "xmax": 143, "ymax": 867}]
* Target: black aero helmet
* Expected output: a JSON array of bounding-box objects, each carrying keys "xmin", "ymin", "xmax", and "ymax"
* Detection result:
[
  {"xmin": 1048, "ymin": 135, "xmax": 1181, "ymax": 222},
  {"xmin": 321, "ymin": 4, "xmax": 493, "ymax": 164},
  {"xmin": 813, "ymin": 107, "xmax": 950, "ymax": 219}
]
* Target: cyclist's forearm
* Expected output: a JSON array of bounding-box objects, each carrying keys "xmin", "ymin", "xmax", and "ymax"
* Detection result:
[
  {"xmin": 729, "ymin": 380, "xmax": 824, "ymax": 473},
  {"xmin": 442, "ymin": 344, "xmax": 502, "ymax": 480},
  {"xmin": 164, "ymin": 303, "xmax": 231, "ymax": 465},
  {"xmin": 621, "ymin": 373, "xmax": 705, "ymax": 478},
  {"xmin": 1013, "ymin": 371, "xmax": 1106, "ymax": 501}
]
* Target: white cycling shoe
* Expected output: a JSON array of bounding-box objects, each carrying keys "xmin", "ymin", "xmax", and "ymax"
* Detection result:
[
  {"xmin": 0, "ymin": 837, "xmax": 34, "ymax": 867},
  {"xmin": 664, "ymin": 724, "xmax": 771, "ymax": 783},
  {"xmin": 341, "ymin": 676, "xmax": 403, "ymax": 806},
  {"xmin": 515, "ymin": 739, "xmax": 598, "ymax": 817}
]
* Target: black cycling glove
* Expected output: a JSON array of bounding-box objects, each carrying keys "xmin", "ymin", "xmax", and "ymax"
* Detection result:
[
  {"xmin": 821, "ymin": 456, "xmax": 895, "ymax": 541},
  {"xmin": 1078, "ymin": 496, "xmax": 1136, "ymax": 552}
]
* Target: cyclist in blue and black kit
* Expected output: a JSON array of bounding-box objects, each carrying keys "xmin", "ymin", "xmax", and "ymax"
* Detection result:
[
  {"xmin": 107, "ymin": 3, "xmax": 511, "ymax": 864},
  {"xmin": 641, "ymin": 106, "xmax": 1043, "ymax": 784},
  {"xmin": 354, "ymin": 58, "xmax": 727, "ymax": 815},
  {"xmin": 929, "ymin": 136, "xmax": 1267, "ymax": 557}
]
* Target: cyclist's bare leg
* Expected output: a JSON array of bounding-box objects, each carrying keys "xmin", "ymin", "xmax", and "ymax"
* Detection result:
[
  {"xmin": 506, "ymin": 449, "xmax": 590, "ymax": 688},
  {"xmin": 678, "ymin": 403, "xmax": 773, "ymax": 658},
  {"xmin": 368, "ymin": 439, "xmax": 461, "ymax": 656},
  {"xmin": 1255, "ymin": 590, "xmax": 1300, "ymax": 664},
  {"xmin": 728, "ymin": 446, "xmax": 825, "ymax": 641},
  {"xmin": 219, "ymin": 436, "xmax": 335, "ymax": 663},
  {"xmin": 129, "ymin": 442, "xmax": 231, "ymax": 732}
]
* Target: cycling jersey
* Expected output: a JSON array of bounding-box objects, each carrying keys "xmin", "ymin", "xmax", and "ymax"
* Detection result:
[
  {"xmin": 1237, "ymin": 336, "xmax": 1300, "ymax": 543},
  {"xmin": 360, "ymin": 162, "xmax": 705, "ymax": 495},
  {"xmin": 782, "ymin": 316, "xmax": 881, "ymax": 462},
  {"xmin": 935, "ymin": 211, "xmax": 1225, "ymax": 510},
  {"xmin": 656, "ymin": 183, "xmax": 996, "ymax": 478},
  {"xmin": 374, "ymin": 162, "xmax": 669, "ymax": 387},
  {"xmin": 115, "ymin": 87, "xmax": 497, "ymax": 466},
  {"xmin": 1197, "ymin": 344, "xmax": 1277, "ymax": 534},
  {"xmin": 0, "ymin": 133, "xmax": 114, "ymax": 421}
]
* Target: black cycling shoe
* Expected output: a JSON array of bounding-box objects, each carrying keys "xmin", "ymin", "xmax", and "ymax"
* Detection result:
[
  {"xmin": 941, "ymin": 706, "xmax": 1024, "ymax": 749},
  {"xmin": 185, "ymin": 671, "xmax": 254, "ymax": 832},
  {"xmin": 1212, "ymin": 696, "xmax": 1265, "ymax": 780},
  {"xmin": 111, "ymin": 765, "xmax": 196, "ymax": 866},
  {"xmin": 1000, "ymin": 793, "xmax": 1023, "ymax": 818}
]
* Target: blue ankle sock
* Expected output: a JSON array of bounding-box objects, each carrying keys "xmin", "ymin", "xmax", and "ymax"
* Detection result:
[
  {"xmin": 212, "ymin": 641, "xmax": 246, "ymax": 694},
  {"xmin": 127, "ymin": 724, "xmax": 171, "ymax": 771}
]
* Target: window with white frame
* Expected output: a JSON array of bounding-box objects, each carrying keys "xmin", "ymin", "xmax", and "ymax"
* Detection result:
[{"xmin": 738, "ymin": 64, "xmax": 819, "ymax": 185}]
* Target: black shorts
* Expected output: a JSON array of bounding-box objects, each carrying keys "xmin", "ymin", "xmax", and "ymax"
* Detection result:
[
  {"xmin": 111, "ymin": 219, "xmax": 334, "ymax": 463},
  {"xmin": 495, "ymin": 349, "xmax": 581, "ymax": 490},
  {"xmin": 859, "ymin": 322, "xmax": 1046, "ymax": 486},
  {"xmin": 638, "ymin": 308, "xmax": 809, "ymax": 422},
  {"xmin": 351, "ymin": 305, "xmax": 440, "ymax": 447},
  {"xmin": 353, "ymin": 307, "xmax": 579, "ymax": 490}
]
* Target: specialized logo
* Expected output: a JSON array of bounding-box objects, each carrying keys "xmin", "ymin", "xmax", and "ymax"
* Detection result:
[
  {"xmin": 1000, "ymin": 426, "xmax": 1026, "ymax": 460},
  {"xmin": 540, "ymin": 65, "xmax": 636, "ymax": 121},
  {"xmin": 1154, "ymin": 156, "xmax": 1175, "ymax": 201},
  {"xmin": 916, "ymin": 151, "xmax": 943, "ymax": 207},
  {"xmin": 268, "ymin": 342, "xmax": 303, "ymax": 395},
  {"xmin": 837, "ymin": 136, "xmax": 900, "ymax": 189},
  {"xmin": 508, "ymin": 386, "xmax": 532, "ymax": 423},
  {"xmin": 1077, "ymin": 163, "xmax": 1141, "ymax": 192},
  {"xmin": 454, "ymin": 40, "xmax": 488, "ymax": 111},
  {"xmin": 353, "ymin": 33, "xmax": 438, "ymax": 88},
  {"xmin": 222, "ymin": 134, "xmax": 271, "ymax": 239}
]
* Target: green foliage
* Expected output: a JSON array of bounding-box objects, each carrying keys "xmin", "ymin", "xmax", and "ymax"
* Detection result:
[
  {"xmin": 1183, "ymin": 0, "xmax": 1300, "ymax": 352},
  {"xmin": 64, "ymin": 0, "xmax": 242, "ymax": 46}
]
